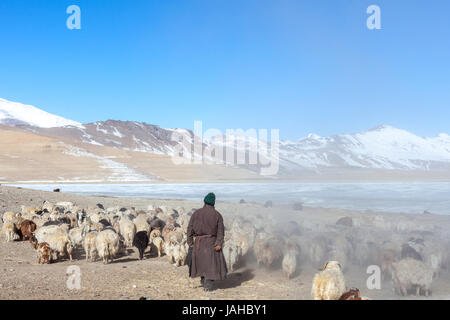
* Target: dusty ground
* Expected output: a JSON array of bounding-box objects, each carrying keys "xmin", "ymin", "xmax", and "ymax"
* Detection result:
[{"xmin": 1, "ymin": 185, "xmax": 450, "ymax": 300}]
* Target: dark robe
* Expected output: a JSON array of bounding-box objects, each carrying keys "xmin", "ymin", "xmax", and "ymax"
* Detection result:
[{"xmin": 187, "ymin": 204, "xmax": 228, "ymax": 281}]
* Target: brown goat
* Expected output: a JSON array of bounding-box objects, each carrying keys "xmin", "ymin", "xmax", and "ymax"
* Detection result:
[
  {"xmin": 31, "ymin": 238, "xmax": 51, "ymax": 264},
  {"xmin": 339, "ymin": 288, "xmax": 362, "ymax": 300},
  {"xmin": 19, "ymin": 220, "xmax": 37, "ymax": 242}
]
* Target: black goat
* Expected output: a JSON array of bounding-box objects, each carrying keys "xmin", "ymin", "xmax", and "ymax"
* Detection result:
[
  {"xmin": 42, "ymin": 221, "xmax": 63, "ymax": 227},
  {"xmin": 99, "ymin": 219, "xmax": 111, "ymax": 227},
  {"xmin": 133, "ymin": 231, "xmax": 149, "ymax": 260}
]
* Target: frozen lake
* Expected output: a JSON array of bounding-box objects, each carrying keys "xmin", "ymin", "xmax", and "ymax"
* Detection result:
[{"xmin": 8, "ymin": 182, "xmax": 450, "ymax": 215}]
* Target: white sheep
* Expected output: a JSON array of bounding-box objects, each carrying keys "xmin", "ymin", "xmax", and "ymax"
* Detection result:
[
  {"xmin": 311, "ymin": 261, "xmax": 346, "ymax": 300},
  {"xmin": 164, "ymin": 240, "xmax": 175, "ymax": 263},
  {"xmin": 35, "ymin": 224, "xmax": 69, "ymax": 242},
  {"xmin": 57, "ymin": 235, "xmax": 73, "ymax": 261},
  {"xmin": 172, "ymin": 242, "xmax": 187, "ymax": 266},
  {"xmin": 69, "ymin": 226, "xmax": 86, "ymax": 248},
  {"xmin": 152, "ymin": 236, "xmax": 164, "ymax": 257},
  {"xmin": 84, "ymin": 231, "xmax": 98, "ymax": 262},
  {"xmin": 119, "ymin": 218, "xmax": 137, "ymax": 247},
  {"xmin": 150, "ymin": 228, "xmax": 162, "ymax": 241},
  {"xmin": 34, "ymin": 225, "xmax": 60, "ymax": 239},
  {"xmin": 95, "ymin": 229, "xmax": 120, "ymax": 264},
  {"xmin": 39, "ymin": 232, "xmax": 73, "ymax": 262},
  {"xmin": 35, "ymin": 225, "xmax": 71, "ymax": 260},
  {"xmin": 42, "ymin": 201, "xmax": 54, "ymax": 212},
  {"xmin": 231, "ymin": 222, "xmax": 256, "ymax": 256},
  {"xmin": 176, "ymin": 214, "xmax": 190, "ymax": 231},
  {"xmin": 282, "ymin": 251, "xmax": 297, "ymax": 279},
  {"xmin": 391, "ymin": 257, "xmax": 433, "ymax": 296},
  {"xmin": 223, "ymin": 238, "xmax": 240, "ymax": 272},
  {"xmin": 2, "ymin": 211, "xmax": 17, "ymax": 223},
  {"xmin": 427, "ymin": 252, "xmax": 443, "ymax": 279},
  {"xmin": 165, "ymin": 227, "xmax": 184, "ymax": 244},
  {"xmin": 407, "ymin": 236, "xmax": 447, "ymax": 279},
  {"xmin": 253, "ymin": 232, "xmax": 269, "ymax": 265},
  {"xmin": 2, "ymin": 222, "xmax": 20, "ymax": 242},
  {"xmin": 231, "ymin": 232, "xmax": 252, "ymax": 258},
  {"xmin": 134, "ymin": 215, "xmax": 151, "ymax": 237},
  {"xmin": 282, "ymin": 238, "xmax": 299, "ymax": 279}
]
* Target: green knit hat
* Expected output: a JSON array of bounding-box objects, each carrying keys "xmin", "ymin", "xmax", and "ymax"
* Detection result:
[{"xmin": 204, "ymin": 192, "xmax": 216, "ymax": 206}]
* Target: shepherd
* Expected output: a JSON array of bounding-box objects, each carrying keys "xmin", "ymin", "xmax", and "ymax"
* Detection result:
[{"xmin": 187, "ymin": 192, "xmax": 228, "ymax": 291}]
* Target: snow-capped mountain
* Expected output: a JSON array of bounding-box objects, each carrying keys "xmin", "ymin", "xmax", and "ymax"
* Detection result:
[
  {"xmin": 0, "ymin": 98, "xmax": 82, "ymax": 128},
  {"xmin": 31, "ymin": 120, "xmax": 195, "ymax": 155},
  {"xmin": 279, "ymin": 125, "xmax": 450, "ymax": 172},
  {"xmin": 1, "ymin": 97, "xmax": 450, "ymax": 177}
]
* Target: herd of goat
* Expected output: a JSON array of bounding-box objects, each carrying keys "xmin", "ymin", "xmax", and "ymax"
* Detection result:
[
  {"xmin": 1, "ymin": 201, "xmax": 191, "ymax": 267},
  {"xmin": 2, "ymin": 199, "xmax": 450, "ymax": 299}
]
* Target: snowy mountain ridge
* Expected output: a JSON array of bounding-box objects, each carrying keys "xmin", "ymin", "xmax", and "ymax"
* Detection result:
[
  {"xmin": 278, "ymin": 125, "xmax": 450, "ymax": 171},
  {"xmin": 1, "ymin": 97, "xmax": 450, "ymax": 173}
]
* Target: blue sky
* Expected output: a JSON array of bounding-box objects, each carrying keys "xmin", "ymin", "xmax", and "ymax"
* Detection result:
[{"xmin": 0, "ymin": 0, "xmax": 449, "ymax": 140}]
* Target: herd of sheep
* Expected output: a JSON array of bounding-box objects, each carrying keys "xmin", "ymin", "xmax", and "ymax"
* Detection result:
[
  {"xmin": 2, "ymin": 199, "xmax": 450, "ymax": 299},
  {"xmin": 1, "ymin": 201, "xmax": 190, "ymax": 267},
  {"xmin": 220, "ymin": 204, "xmax": 450, "ymax": 299}
]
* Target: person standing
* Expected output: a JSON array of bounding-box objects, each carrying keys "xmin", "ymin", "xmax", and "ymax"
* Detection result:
[{"xmin": 187, "ymin": 192, "xmax": 228, "ymax": 291}]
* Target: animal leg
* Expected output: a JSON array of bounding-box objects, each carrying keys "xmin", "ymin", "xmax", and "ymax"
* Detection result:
[{"xmin": 401, "ymin": 285, "xmax": 407, "ymax": 296}]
